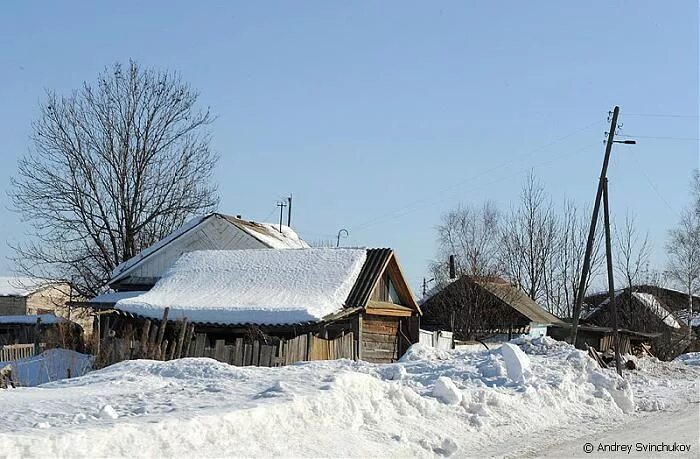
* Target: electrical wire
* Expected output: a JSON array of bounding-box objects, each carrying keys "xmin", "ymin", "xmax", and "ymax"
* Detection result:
[
  {"xmin": 626, "ymin": 146, "xmax": 679, "ymax": 217},
  {"xmin": 350, "ymin": 141, "xmax": 600, "ymax": 232},
  {"xmin": 618, "ymin": 134, "xmax": 699, "ymax": 141},
  {"xmin": 349, "ymin": 119, "xmax": 605, "ymax": 232},
  {"xmin": 624, "ymin": 113, "xmax": 699, "ymax": 119}
]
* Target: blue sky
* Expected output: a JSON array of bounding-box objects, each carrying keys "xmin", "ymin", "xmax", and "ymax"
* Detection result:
[{"xmin": 0, "ymin": 1, "xmax": 698, "ymax": 292}]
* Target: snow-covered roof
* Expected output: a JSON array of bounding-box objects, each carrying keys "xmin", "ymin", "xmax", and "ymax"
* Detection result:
[
  {"xmin": 0, "ymin": 314, "xmax": 63, "ymax": 325},
  {"xmin": 632, "ymin": 292, "xmax": 682, "ymax": 329},
  {"xmin": 90, "ymin": 291, "xmax": 148, "ymax": 304},
  {"xmin": 110, "ymin": 214, "xmax": 309, "ymax": 283},
  {"xmin": 0, "ymin": 277, "xmax": 54, "ymax": 297},
  {"xmin": 115, "ymin": 248, "xmax": 367, "ymax": 325}
]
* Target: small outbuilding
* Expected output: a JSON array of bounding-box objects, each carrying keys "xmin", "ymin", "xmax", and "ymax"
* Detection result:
[{"xmin": 420, "ymin": 275, "xmax": 565, "ymax": 341}]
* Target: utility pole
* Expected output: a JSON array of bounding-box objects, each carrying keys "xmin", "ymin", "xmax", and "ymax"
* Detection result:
[
  {"xmin": 287, "ymin": 194, "xmax": 292, "ymax": 227},
  {"xmin": 602, "ymin": 178, "xmax": 622, "ymax": 376},
  {"xmin": 276, "ymin": 200, "xmax": 287, "ymax": 233},
  {"xmin": 569, "ymin": 106, "xmax": 620, "ymax": 345}
]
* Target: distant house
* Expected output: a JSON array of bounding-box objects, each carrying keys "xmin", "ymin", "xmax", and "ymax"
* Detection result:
[
  {"xmin": 420, "ymin": 275, "xmax": 566, "ymax": 341},
  {"xmin": 83, "ymin": 248, "xmax": 421, "ymax": 365},
  {"xmin": 109, "ymin": 213, "xmax": 310, "ymax": 291},
  {"xmin": 583, "ymin": 286, "xmax": 696, "ymax": 359},
  {"xmin": 0, "ymin": 277, "xmax": 69, "ymax": 317},
  {"xmin": 0, "ymin": 278, "xmax": 89, "ymax": 344}
]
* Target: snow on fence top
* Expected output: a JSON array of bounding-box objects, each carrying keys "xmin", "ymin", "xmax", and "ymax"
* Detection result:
[
  {"xmin": 0, "ymin": 277, "xmax": 54, "ymax": 297},
  {"xmin": 116, "ymin": 248, "xmax": 368, "ymax": 325}
]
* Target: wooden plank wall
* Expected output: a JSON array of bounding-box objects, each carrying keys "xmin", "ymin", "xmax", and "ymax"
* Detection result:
[
  {"xmin": 361, "ymin": 316, "xmax": 400, "ymax": 363},
  {"xmin": 97, "ymin": 322, "xmax": 355, "ymax": 368}
]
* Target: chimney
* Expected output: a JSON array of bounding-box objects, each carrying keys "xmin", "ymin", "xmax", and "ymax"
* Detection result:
[{"xmin": 449, "ymin": 255, "xmax": 456, "ymax": 279}]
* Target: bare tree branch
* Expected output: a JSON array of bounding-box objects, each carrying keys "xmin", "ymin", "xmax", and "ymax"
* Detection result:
[{"xmin": 9, "ymin": 61, "xmax": 219, "ymax": 297}]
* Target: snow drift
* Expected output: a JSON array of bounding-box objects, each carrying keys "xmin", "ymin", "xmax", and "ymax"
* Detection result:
[
  {"xmin": 0, "ymin": 349, "xmax": 94, "ymax": 387},
  {"xmin": 0, "ymin": 337, "xmax": 697, "ymax": 458}
]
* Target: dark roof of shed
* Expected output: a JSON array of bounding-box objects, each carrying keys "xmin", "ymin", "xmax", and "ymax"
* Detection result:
[
  {"xmin": 345, "ymin": 248, "xmax": 393, "ymax": 308},
  {"xmin": 475, "ymin": 280, "xmax": 566, "ymax": 325},
  {"xmin": 421, "ymin": 275, "xmax": 565, "ymax": 325}
]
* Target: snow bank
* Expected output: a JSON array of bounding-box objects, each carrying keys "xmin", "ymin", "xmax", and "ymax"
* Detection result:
[
  {"xmin": 117, "ymin": 248, "xmax": 367, "ymax": 325},
  {"xmin": 0, "ymin": 349, "xmax": 94, "ymax": 387},
  {"xmin": 500, "ymin": 343, "xmax": 531, "ymax": 383},
  {"xmin": 432, "ymin": 376, "xmax": 462, "ymax": 404},
  {"xmin": 675, "ymin": 352, "xmax": 700, "ymax": 367},
  {"xmin": 0, "ymin": 338, "xmax": 697, "ymax": 457}
]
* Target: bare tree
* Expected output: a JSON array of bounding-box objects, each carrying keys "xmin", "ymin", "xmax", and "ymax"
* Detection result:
[
  {"xmin": 430, "ymin": 201, "xmax": 501, "ymax": 284},
  {"xmin": 614, "ymin": 211, "xmax": 652, "ymax": 289},
  {"xmin": 544, "ymin": 200, "xmax": 604, "ymax": 318},
  {"xmin": 665, "ymin": 208, "xmax": 700, "ymax": 333},
  {"xmin": 9, "ymin": 61, "xmax": 219, "ymax": 297},
  {"xmin": 500, "ymin": 173, "xmax": 558, "ymax": 303}
]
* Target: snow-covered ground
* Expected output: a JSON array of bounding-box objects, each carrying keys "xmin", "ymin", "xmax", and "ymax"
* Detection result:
[{"xmin": 0, "ymin": 337, "xmax": 697, "ymax": 458}]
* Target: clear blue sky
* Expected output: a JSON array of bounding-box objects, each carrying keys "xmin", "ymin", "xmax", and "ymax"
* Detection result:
[{"xmin": 1, "ymin": 1, "xmax": 698, "ymax": 292}]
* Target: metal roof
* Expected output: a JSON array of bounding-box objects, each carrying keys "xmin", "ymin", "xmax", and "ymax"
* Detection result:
[
  {"xmin": 475, "ymin": 280, "xmax": 566, "ymax": 325},
  {"xmin": 345, "ymin": 248, "xmax": 393, "ymax": 308}
]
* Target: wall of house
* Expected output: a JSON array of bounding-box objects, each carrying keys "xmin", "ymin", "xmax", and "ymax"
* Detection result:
[
  {"xmin": 115, "ymin": 216, "xmax": 268, "ymax": 287},
  {"xmin": 360, "ymin": 314, "xmax": 401, "ymax": 363},
  {"xmin": 0, "ymin": 297, "xmax": 27, "ymax": 315}
]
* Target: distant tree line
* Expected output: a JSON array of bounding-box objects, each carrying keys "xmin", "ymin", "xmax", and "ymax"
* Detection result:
[{"xmin": 429, "ymin": 172, "xmax": 660, "ymax": 318}]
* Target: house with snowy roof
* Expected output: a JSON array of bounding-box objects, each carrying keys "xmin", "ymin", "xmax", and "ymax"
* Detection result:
[
  {"xmin": 582, "ymin": 286, "xmax": 696, "ymax": 359},
  {"xmin": 0, "ymin": 277, "xmax": 68, "ymax": 317},
  {"xmin": 108, "ymin": 213, "xmax": 309, "ymax": 291},
  {"xmin": 82, "ymin": 247, "xmax": 421, "ymax": 365}
]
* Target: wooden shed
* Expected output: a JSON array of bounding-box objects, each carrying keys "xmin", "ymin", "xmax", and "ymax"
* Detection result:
[{"xmin": 420, "ymin": 275, "xmax": 565, "ymax": 341}]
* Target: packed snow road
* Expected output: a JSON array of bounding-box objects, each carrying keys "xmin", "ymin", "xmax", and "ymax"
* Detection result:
[
  {"xmin": 0, "ymin": 337, "xmax": 697, "ymax": 458},
  {"xmin": 542, "ymin": 403, "xmax": 699, "ymax": 458}
]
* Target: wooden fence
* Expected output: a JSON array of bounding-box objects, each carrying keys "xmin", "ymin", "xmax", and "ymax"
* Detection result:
[
  {"xmin": 99, "ymin": 328, "xmax": 355, "ymax": 368},
  {"xmin": 0, "ymin": 343, "xmax": 42, "ymax": 362}
]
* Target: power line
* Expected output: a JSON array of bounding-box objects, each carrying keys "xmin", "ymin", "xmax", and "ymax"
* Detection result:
[
  {"xmin": 626, "ymin": 146, "xmax": 679, "ymax": 217},
  {"xmin": 624, "ymin": 113, "xmax": 699, "ymax": 119},
  {"xmin": 351, "ymin": 141, "xmax": 599, "ymax": 232},
  {"xmin": 618, "ymin": 134, "xmax": 699, "ymax": 141},
  {"xmin": 349, "ymin": 119, "xmax": 604, "ymax": 232}
]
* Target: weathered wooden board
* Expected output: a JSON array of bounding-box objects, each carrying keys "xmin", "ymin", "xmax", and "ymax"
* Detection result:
[{"xmin": 362, "ymin": 316, "xmax": 399, "ymax": 335}]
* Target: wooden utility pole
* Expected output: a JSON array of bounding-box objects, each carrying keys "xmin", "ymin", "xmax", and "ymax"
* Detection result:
[
  {"xmin": 287, "ymin": 195, "xmax": 293, "ymax": 227},
  {"xmin": 569, "ymin": 106, "xmax": 620, "ymax": 345},
  {"xmin": 277, "ymin": 201, "xmax": 287, "ymax": 233},
  {"xmin": 602, "ymin": 178, "xmax": 622, "ymax": 376}
]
